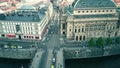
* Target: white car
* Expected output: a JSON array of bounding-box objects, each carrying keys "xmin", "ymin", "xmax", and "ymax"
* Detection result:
[
  {"xmin": 42, "ymin": 43, "xmax": 45, "ymax": 46},
  {"xmin": 17, "ymin": 46, "xmax": 22, "ymax": 49},
  {"xmin": 4, "ymin": 45, "xmax": 8, "ymax": 48},
  {"xmin": 52, "ymin": 58, "xmax": 56, "ymax": 63}
]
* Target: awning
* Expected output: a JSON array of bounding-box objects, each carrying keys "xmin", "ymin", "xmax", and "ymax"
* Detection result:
[{"xmin": 6, "ymin": 34, "xmax": 16, "ymax": 37}]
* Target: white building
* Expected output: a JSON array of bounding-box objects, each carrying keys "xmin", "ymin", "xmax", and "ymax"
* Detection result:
[{"xmin": 0, "ymin": 1, "xmax": 53, "ymax": 40}]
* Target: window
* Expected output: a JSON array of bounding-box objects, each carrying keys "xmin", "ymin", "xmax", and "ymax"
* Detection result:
[
  {"xmin": 35, "ymin": 31, "xmax": 38, "ymax": 34},
  {"xmin": 78, "ymin": 29, "xmax": 80, "ymax": 32},
  {"xmin": 24, "ymin": 36, "xmax": 26, "ymax": 38},
  {"xmin": 83, "ymin": 36, "xmax": 85, "ymax": 40},
  {"xmin": 106, "ymin": 10, "xmax": 108, "ymax": 12},
  {"xmin": 78, "ymin": 11, "xmax": 80, "ymax": 13},
  {"xmin": 110, "ymin": 10, "xmax": 112, "ymax": 12},
  {"xmin": 76, "ymin": 36, "xmax": 78, "ymax": 41},
  {"xmin": 35, "ymin": 37, "xmax": 39, "ymax": 39},
  {"xmin": 69, "ymin": 29, "xmax": 71, "ymax": 31},
  {"xmin": 29, "ymin": 36, "xmax": 31, "ymax": 38},
  {"xmin": 16, "ymin": 25, "xmax": 20, "ymax": 32},
  {"xmin": 82, "ymin": 28, "xmax": 84, "ymax": 32},
  {"xmin": 27, "ymin": 36, "xmax": 28, "ymax": 38},
  {"xmin": 86, "ymin": 11, "xmax": 88, "ymax": 13},
  {"xmin": 79, "ymin": 36, "xmax": 82, "ymax": 40},
  {"xmin": 82, "ymin": 11, "xmax": 84, "ymax": 13},
  {"xmin": 1, "ymin": 34, "xmax": 5, "ymax": 37},
  {"xmin": 63, "ymin": 32, "xmax": 65, "ymax": 34},
  {"xmin": 75, "ymin": 29, "xmax": 77, "ymax": 33},
  {"xmin": 62, "ymin": 23, "xmax": 66, "ymax": 29}
]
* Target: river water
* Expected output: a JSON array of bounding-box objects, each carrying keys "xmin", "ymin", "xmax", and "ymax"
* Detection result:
[
  {"xmin": 0, "ymin": 58, "xmax": 30, "ymax": 68},
  {"xmin": 0, "ymin": 54, "xmax": 120, "ymax": 68},
  {"xmin": 65, "ymin": 54, "xmax": 120, "ymax": 68}
]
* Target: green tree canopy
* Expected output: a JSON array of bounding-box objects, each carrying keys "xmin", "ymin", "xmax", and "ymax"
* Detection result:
[
  {"xmin": 106, "ymin": 37, "xmax": 112, "ymax": 45},
  {"xmin": 115, "ymin": 37, "xmax": 120, "ymax": 44},
  {"xmin": 11, "ymin": 3, "xmax": 16, "ymax": 7},
  {"xmin": 96, "ymin": 37, "xmax": 104, "ymax": 47},
  {"xmin": 88, "ymin": 38, "xmax": 95, "ymax": 46}
]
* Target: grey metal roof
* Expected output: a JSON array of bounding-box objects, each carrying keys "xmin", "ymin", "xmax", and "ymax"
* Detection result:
[
  {"xmin": 18, "ymin": 5, "xmax": 36, "ymax": 10},
  {"xmin": 74, "ymin": 14, "xmax": 118, "ymax": 18},
  {"xmin": 0, "ymin": 2, "xmax": 51, "ymax": 22},
  {"xmin": 0, "ymin": 10, "xmax": 45, "ymax": 22},
  {"xmin": 74, "ymin": 0, "xmax": 116, "ymax": 8},
  {"xmin": 33, "ymin": 2, "xmax": 50, "ymax": 9}
]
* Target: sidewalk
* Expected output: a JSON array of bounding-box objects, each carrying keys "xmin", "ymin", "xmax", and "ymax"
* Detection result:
[
  {"xmin": 30, "ymin": 49, "xmax": 44, "ymax": 68},
  {"xmin": 45, "ymin": 49, "xmax": 53, "ymax": 68},
  {"xmin": 56, "ymin": 48, "xmax": 64, "ymax": 68}
]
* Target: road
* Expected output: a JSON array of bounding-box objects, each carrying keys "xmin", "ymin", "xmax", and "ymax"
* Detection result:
[
  {"xmin": 0, "ymin": 39, "xmax": 42, "ymax": 48},
  {"xmin": 39, "ymin": 8, "xmax": 61, "ymax": 68}
]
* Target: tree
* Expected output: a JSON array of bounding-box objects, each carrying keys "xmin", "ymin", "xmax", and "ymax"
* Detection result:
[
  {"xmin": 7, "ymin": 42, "xmax": 11, "ymax": 46},
  {"xmin": 115, "ymin": 37, "xmax": 120, "ymax": 44},
  {"xmin": 96, "ymin": 37, "xmax": 104, "ymax": 47},
  {"xmin": 88, "ymin": 38, "xmax": 95, "ymax": 46},
  {"xmin": 106, "ymin": 37, "xmax": 112, "ymax": 45},
  {"xmin": 11, "ymin": 3, "xmax": 16, "ymax": 7}
]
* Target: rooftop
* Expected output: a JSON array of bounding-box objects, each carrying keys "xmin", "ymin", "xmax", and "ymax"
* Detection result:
[
  {"xmin": 0, "ymin": 10, "xmax": 45, "ymax": 22},
  {"xmin": 74, "ymin": 0, "xmax": 116, "ymax": 9},
  {"xmin": 18, "ymin": 5, "xmax": 36, "ymax": 10},
  {"xmin": 0, "ymin": 2, "xmax": 51, "ymax": 22}
]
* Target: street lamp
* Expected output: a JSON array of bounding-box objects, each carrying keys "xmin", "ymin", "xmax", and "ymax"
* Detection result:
[
  {"xmin": 75, "ymin": 50, "xmax": 79, "ymax": 57},
  {"xmin": 34, "ymin": 41, "xmax": 38, "ymax": 48}
]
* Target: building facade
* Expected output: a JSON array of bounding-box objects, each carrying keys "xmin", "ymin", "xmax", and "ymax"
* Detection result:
[
  {"xmin": 0, "ymin": 2, "xmax": 53, "ymax": 40},
  {"xmin": 60, "ymin": 0, "xmax": 120, "ymax": 42}
]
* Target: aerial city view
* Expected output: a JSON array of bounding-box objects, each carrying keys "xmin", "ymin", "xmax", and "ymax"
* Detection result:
[{"xmin": 0, "ymin": 0, "xmax": 120, "ymax": 68}]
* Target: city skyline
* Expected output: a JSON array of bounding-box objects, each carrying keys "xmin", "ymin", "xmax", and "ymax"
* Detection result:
[{"xmin": 0, "ymin": 0, "xmax": 120, "ymax": 68}]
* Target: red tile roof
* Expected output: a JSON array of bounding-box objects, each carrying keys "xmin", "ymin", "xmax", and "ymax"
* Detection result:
[{"xmin": 114, "ymin": 0, "xmax": 120, "ymax": 5}]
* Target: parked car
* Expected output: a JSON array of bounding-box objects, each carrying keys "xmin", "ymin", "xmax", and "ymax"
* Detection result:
[
  {"xmin": 42, "ymin": 43, "xmax": 46, "ymax": 46},
  {"xmin": 4, "ymin": 45, "xmax": 9, "ymax": 48},
  {"xmin": 17, "ymin": 46, "xmax": 22, "ymax": 49},
  {"xmin": 11, "ymin": 45, "xmax": 16, "ymax": 49}
]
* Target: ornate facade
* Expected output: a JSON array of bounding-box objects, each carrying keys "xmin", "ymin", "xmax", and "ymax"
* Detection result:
[{"xmin": 60, "ymin": 0, "xmax": 120, "ymax": 42}]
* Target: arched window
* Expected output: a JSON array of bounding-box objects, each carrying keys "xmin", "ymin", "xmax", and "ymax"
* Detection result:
[
  {"xmin": 78, "ymin": 29, "xmax": 80, "ymax": 32},
  {"xmin": 76, "ymin": 36, "xmax": 78, "ymax": 41},
  {"xmin": 75, "ymin": 29, "xmax": 77, "ymax": 33},
  {"xmin": 83, "ymin": 36, "xmax": 85, "ymax": 40},
  {"xmin": 82, "ymin": 28, "xmax": 84, "ymax": 32},
  {"xmin": 79, "ymin": 36, "xmax": 82, "ymax": 40}
]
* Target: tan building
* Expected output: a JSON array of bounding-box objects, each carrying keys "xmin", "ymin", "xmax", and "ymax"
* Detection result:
[{"xmin": 60, "ymin": 0, "xmax": 120, "ymax": 42}]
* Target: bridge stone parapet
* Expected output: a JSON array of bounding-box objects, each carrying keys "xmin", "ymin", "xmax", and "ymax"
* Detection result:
[
  {"xmin": 0, "ymin": 48, "xmax": 36, "ymax": 59},
  {"xmin": 64, "ymin": 47, "xmax": 103, "ymax": 59},
  {"xmin": 63, "ymin": 44, "xmax": 120, "ymax": 59}
]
